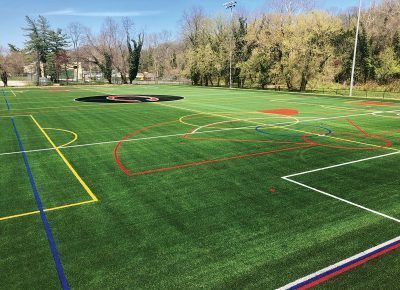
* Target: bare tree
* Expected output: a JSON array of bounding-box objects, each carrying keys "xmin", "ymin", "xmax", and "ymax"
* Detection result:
[
  {"xmin": 266, "ymin": 0, "xmax": 316, "ymax": 15},
  {"xmin": 146, "ymin": 31, "xmax": 173, "ymax": 82},
  {"xmin": 67, "ymin": 22, "xmax": 84, "ymax": 82}
]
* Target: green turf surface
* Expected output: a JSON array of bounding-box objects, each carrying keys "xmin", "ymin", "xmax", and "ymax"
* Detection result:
[{"xmin": 1, "ymin": 85, "xmax": 399, "ymax": 289}]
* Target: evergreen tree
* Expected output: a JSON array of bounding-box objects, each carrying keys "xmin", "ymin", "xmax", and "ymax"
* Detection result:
[
  {"xmin": 127, "ymin": 33, "xmax": 144, "ymax": 84},
  {"xmin": 357, "ymin": 25, "xmax": 375, "ymax": 83},
  {"xmin": 46, "ymin": 29, "xmax": 69, "ymax": 83},
  {"xmin": 335, "ymin": 26, "xmax": 375, "ymax": 84},
  {"xmin": 393, "ymin": 32, "xmax": 400, "ymax": 62},
  {"xmin": 23, "ymin": 16, "xmax": 68, "ymax": 85},
  {"xmin": 23, "ymin": 16, "xmax": 48, "ymax": 85}
]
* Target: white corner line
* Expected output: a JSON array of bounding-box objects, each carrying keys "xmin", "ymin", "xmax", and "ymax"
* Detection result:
[
  {"xmin": 284, "ymin": 151, "xmax": 400, "ymax": 179},
  {"xmin": 282, "ymin": 177, "xmax": 400, "ymax": 223}
]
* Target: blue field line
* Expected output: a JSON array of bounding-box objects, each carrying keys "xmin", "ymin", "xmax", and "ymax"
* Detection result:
[
  {"xmin": 4, "ymin": 98, "xmax": 10, "ymax": 110},
  {"xmin": 11, "ymin": 117, "xmax": 69, "ymax": 290}
]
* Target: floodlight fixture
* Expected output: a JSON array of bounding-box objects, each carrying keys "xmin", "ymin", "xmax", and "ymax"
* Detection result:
[{"xmin": 223, "ymin": 1, "xmax": 237, "ymax": 10}]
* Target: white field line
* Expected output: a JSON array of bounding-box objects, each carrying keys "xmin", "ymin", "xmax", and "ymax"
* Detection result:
[
  {"xmin": 1, "ymin": 109, "xmax": 398, "ymax": 157},
  {"xmin": 278, "ymin": 235, "xmax": 400, "ymax": 290},
  {"xmin": 0, "ymin": 126, "xmax": 257, "ymax": 157},
  {"xmin": 160, "ymin": 102, "xmax": 400, "ymax": 150},
  {"xmin": 0, "ymin": 114, "xmax": 32, "ymax": 118},
  {"xmin": 284, "ymin": 151, "xmax": 400, "ymax": 178},
  {"xmin": 157, "ymin": 101, "xmax": 400, "ymax": 125},
  {"xmin": 280, "ymin": 150, "xmax": 400, "ymax": 288},
  {"xmin": 282, "ymin": 177, "xmax": 400, "ymax": 223}
]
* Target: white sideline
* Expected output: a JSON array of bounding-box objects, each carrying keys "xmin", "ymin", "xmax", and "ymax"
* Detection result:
[{"xmin": 277, "ymin": 235, "xmax": 400, "ymax": 289}]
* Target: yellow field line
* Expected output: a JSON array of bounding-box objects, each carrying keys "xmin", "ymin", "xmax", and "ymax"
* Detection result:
[
  {"xmin": 43, "ymin": 127, "xmax": 78, "ymax": 148},
  {"xmin": 0, "ymin": 200, "xmax": 96, "ymax": 222},
  {"xmin": 9, "ymin": 89, "xmax": 16, "ymax": 97},
  {"xmin": 30, "ymin": 115, "xmax": 98, "ymax": 201},
  {"xmin": 158, "ymin": 102, "xmax": 397, "ymax": 152}
]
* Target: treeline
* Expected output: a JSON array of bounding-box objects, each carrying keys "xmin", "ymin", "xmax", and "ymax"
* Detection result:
[
  {"xmin": 1, "ymin": 0, "xmax": 399, "ymax": 91},
  {"xmin": 0, "ymin": 16, "xmax": 144, "ymax": 86},
  {"xmin": 180, "ymin": 0, "xmax": 400, "ymax": 91}
]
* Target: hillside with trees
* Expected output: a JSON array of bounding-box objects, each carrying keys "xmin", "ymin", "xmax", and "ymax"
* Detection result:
[{"xmin": 1, "ymin": 0, "xmax": 399, "ymax": 92}]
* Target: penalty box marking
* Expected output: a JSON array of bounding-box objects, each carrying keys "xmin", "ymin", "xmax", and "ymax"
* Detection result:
[
  {"xmin": 282, "ymin": 150, "xmax": 400, "ymax": 223},
  {"xmin": 280, "ymin": 152, "xmax": 400, "ymax": 289},
  {"xmin": 0, "ymin": 115, "xmax": 98, "ymax": 222}
]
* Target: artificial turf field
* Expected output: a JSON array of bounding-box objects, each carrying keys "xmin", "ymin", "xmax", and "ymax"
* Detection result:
[{"xmin": 0, "ymin": 85, "xmax": 399, "ymax": 289}]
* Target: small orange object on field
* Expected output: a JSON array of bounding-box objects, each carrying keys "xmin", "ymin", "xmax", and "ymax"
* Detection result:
[{"xmin": 269, "ymin": 187, "xmax": 276, "ymax": 193}]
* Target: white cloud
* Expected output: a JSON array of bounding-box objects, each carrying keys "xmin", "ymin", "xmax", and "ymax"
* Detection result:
[{"xmin": 43, "ymin": 8, "xmax": 161, "ymax": 17}]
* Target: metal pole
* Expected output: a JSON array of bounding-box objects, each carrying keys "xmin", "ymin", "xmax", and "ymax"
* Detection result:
[
  {"xmin": 229, "ymin": 7, "xmax": 233, "ymax": 89},
  {"xmin": 224, "ymin": 1, "xmax": 236, "ymax": 89},
  {"xmin": 350, "ymin": 0, "xmax": 362, "ymax": 97}
]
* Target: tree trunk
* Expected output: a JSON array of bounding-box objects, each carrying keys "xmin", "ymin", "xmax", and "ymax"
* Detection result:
[
  {"xmin": 300, "ymin": 73, "xmax": 308, "ymax": 91},
  {"xmin": 35, "ymin": 52, "xmax": 41, "ymax": 86},
  {"xmin": 121, "ymin": 73, "xmax": 128, "ymax": 84},
  {"xmin": 1, "ymin": 71, "xmax": 8, "ymax": 87},
  {"xmin": 285, "ymin": 78, "xmax": 293, "ymax": 91}
]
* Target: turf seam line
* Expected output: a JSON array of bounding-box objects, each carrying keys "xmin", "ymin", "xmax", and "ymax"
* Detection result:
[
  {"xmin": 11, "ymin": 117, "xmax": 70, "ymax": 290},
  {"xmin": 278, "ymin": 236, "xmax": 400, "ymax": 290}
]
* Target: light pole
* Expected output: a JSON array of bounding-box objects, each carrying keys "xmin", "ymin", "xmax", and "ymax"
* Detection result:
[
  {"xmin": 350, "ymin": 0, "xmax": 362, "ymax": 97},
  {"xmin": 224, "ymin": 1, "xmax": 237, "ymax": 89}
]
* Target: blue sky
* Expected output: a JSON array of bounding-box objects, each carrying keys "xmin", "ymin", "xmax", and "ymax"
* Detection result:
[{"xmin": 0, "ymin": 0, "xmax": 360, "ymax": 48}]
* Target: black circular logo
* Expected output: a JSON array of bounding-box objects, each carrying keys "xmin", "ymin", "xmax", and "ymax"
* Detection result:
[{"xmin": 75, "ymin": 95, "xmax": 184, "ymax": 103}]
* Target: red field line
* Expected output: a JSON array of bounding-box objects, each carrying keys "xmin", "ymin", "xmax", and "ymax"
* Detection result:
[
  {"xmin": 258, "ymin": 108, "xmax": 299, "ymax": 116},
  {"xmin": 355, "ymin": 101, "xmax": 395, "ymax": 107},
  {"xmin": 347, "ymin": 119, "xmax": 369, "ymax": 136},
  {"xmin": 119, "ymin": 144, "xmax": 315, "ymax": 176},
  {"xmin": 301, "ymin": 133, "xmax": 392, "ymax": 150},
  {"xmin": 184, "ymin": 136, "xmax": 303, "ymax": 145},
  {"xmin": 114, "ymin": 120, "xmax": 177, "ymax": 176}
]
